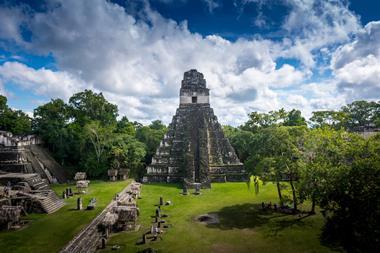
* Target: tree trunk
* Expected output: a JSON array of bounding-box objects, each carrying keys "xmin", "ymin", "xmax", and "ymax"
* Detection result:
[
  {"xmin": 310, "ymin": 194, "xmax": 316, "ymax": 214},
  {"xmin": 289, "ymin": 179, "xmax": 297, "ymax": 212},
  {"xmin": 276, "ymin": 181, "xmax": 283, "ymax": 206}
]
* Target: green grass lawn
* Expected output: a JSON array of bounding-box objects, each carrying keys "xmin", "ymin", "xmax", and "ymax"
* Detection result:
[
  {"xmin": 0, "ymin": 180, "xmax": 131, "ymax": 253},
  {"xmin": 100, "ymin": 182, "xmax": 337, "ymax": 253}
]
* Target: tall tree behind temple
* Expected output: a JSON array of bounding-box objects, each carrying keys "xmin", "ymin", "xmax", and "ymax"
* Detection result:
[
  {"xmin": 33, "ymin": 99, "xmax": 69, "ymax": 165},
  {"xmin": 116, "ymin": 116, "xmax": 136, "ymax": 136},
  {"xmin": 136, "ymin": 120, "xmax": 167, "ymax": 165},
  {"xmin": 223, "ymin": 125, "xmax": 254, "ymax": 163},
  {"xmin": 68, "ymin": 89, "xmax": 118, "ymax": 126}
]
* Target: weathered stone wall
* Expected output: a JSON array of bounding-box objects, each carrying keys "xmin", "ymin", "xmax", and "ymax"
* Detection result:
[{"xmin": 0, "ymin": 142, "xmax": 68, "ymax": 183}]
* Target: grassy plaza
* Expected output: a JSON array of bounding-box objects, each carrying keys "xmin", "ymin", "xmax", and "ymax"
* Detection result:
[{"xmin": 100, "ymin": 182, "xmax": 336, "ymax": 253}]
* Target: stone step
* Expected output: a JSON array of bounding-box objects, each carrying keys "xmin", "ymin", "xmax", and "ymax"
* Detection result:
[{"xmin": 39, "ymin": 192, "xmax": 65, "ymax": 214}]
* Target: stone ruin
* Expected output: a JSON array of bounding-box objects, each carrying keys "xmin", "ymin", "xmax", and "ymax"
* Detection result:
[
  {"xmin": 0, "ymin": 130, "xmax": 68, "ymax": 183},
  {"xmin": 61, "ymin": 182, "xmax": 141, "ymax": 253},
  {"xmin": 0, "ymin": 173, "xmax": 64, "ymax": 230},
  {"xmin": 107, "ymin": 169, "xmax": 118, "ymax": 181},
  {"xmin": 146, "ymin": 69, "xmax": 248, "ymax": 188},
  {"xmin": 0, "ymin": 205, "xmax": 23, "ymax": 230},
  {"xmin": 119, "ymin": 169, "xmax": 129, "ymax": 180},
  {"xmin": 107, "ymin": 168, "xmax": 129, "ymax": 181},
  {"xmin": 75, "ymin": 172, "xmax": 90, "ymax": 193},
  {"xmin": 0, "ymin": 131, "xmax": 66, "ymax": 229},
  {"xmin": 101, "ymin": 182, "xmax": 141, "ymax": 232}
]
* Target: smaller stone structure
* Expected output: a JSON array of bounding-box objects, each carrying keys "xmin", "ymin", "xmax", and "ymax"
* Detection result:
[
  {"xmin": 118, "ymin": 169, "xmax": 129, "ymax": 180},
  {"xmin": 107, "ymin": 169, "xmax": 118, "ymax": 181},
  {"xmin": 0, "ymin": 205, "xmax": 23, "ymax": 230},
  {"xmin": 107, "ymin": 168, "xmax": 129, "ymax": 181},
  {"xmin": 74, "ymin": 172, "xmax": 87, "ymax": 181},
  {"xmin": 0, "ymin": 173, "xmax": 64, "ymax": 220},
  {"xmin": 74, "ymin": 172, "xmax": 90, "ymax": 193}
]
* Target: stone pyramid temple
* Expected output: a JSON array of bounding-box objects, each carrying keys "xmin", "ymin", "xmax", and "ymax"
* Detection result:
[{"xmin": 145, "ymin": 69, "xmax": 247, "ymax": 188}]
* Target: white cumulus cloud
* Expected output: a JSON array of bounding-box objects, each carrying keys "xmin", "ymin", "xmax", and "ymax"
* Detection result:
[{"xmin": 0, "ymin": 0, "xmax": 377, "ymax": 126}]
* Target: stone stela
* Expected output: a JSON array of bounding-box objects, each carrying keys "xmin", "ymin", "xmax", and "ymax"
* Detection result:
[{"xmin": 145, "ymin": 69, "xmax": 248, "ymax": 188}]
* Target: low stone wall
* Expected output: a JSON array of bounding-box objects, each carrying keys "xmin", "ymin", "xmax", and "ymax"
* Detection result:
[{"xmin": 60, "ymin": 181, "xmax": 139, "ymax": 253}]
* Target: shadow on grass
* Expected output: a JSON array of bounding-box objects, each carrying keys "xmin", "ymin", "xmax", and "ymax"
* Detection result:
[
  {"xmin": 207, "ymin": 203, "xmax": 313, "ymax": 236},
  {"xmin": 206, "ymin": 203, "xmax": 280, "ymax": 230},
  {"xmin": 265, "ymin": 214, "xmax": 313, "ymax": 236}
]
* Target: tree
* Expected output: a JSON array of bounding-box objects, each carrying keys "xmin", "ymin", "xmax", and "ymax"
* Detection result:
[
  {"xmin": 110, "ymin": 135, "xmax": 146, "ymax": 178},
  {"xmin": 116, "ymin": 116, "xmax": 136, "ymax": 136},
  {"xmin": 318, "ymin": 133, "xmax": 380, "ymax": 252},
  {"xmin": 136, "ymin": 121, "xmax": 167, "ymax": 165},
  {"xmin": 309, "ymin": 110, "xmax": 347, "ymax": 130},
  {"xmin": 68, "ymin": 89, "xmax": 118, "ymax": 126},
  {"xmin": 284, "ymin": 109, "xmax": 307, "ymax": 126},
  {"xmin": 84, "ymin": 121, "xmax": 115, "ymax": 165},
  {"xmin": 310, "ymin": 100, "xmax": 380, "ymax": 131},
  {"xmin": 33, "ymin": 99, "xmax": 69, "ymax": 164},
  {"xmin": 223, "ymin": 126, "xmax": 254, "ymax": 163},
  {"xmin": 298, "ymin": 128, "xmax": 343, "ymax": 213},
  {"xmin": 241, "ymin": 109, "xmax": 287, "ymax": 132},
  {"xmin": 0, "ymin": 95, "xmax": 7, "ymax": 113},
  {"xmin": 341, "ymin": 100, "xmax": 380, "ymax": 131},
  {"xmin": 149, "ymin": 120, "xmax": 166, "ymax": 130},
  {"xmin": 249, "ymin": 126, "xmax": 306, "ymax": 210},
  {"xmin": 0, "ymin": 95, "xmax": 31, "ymax": 135}
]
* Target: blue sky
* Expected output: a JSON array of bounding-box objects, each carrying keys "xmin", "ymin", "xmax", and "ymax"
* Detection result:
[{"xmin": 0, "ymin": 0, "xmax": 379, "ymax": 125}]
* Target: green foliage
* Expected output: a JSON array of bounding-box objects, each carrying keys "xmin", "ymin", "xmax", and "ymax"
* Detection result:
[
  {"xmin": 109, "ymin": 135, "xmax": 146, "ymax": 178},
  {"xmin": 3, "ymin": 90, "xmax": 379, "ymax": 252},
  {"xmin": 309, "ymin": 111, "xmax": 347, "ymax": 130},
  {"xmin": 0, "ymin": 95, "xmax": 7, "ymax": 113},
  {"xmin": 136, "ymin": 121, "xmax": 167, "ymax": 164},
  {"xmin": 241, "ymin": 108, "xmax": 306, "ymax": 132},
  {"xmin": 341, "ymin": 100, "xmax": 380, "ymax": 131},
  {"xmin": 284, "ymin": 109, "xmax": 307, "ymax": 126},
  {"xmin": 315, "ymin": 133, "xmax": 380, "ymax": 252},
  {"xmin": 223, "ymin": 125, "xmax": 254, "ymax": 162},
  {"xmin": 232, "ymin": 104, "xmax": 379, "ymax": 251},
  {"xmin": 0, "ymin": 95, "xmax": 32, "ymax": 135},
  {"xmin": 116, "ymin": 116, "xmax": 136, "ymax": 135},
  {"xmin": 33, "ymin": 99, "xmax": 69, "ymax": 163},
  {"xmin": 246, "ymin": 126, "xmax": 307, "ymax": 209},
  {"xmin": 29, "ymin": 90, "xmax": 162, "ymax": 179},
  {"xmin": 310, "ymin": 100, "xmax": 380, "ymax": 131},
  {"xmin": 68, "ymin": 89, "xmax": 118, "ymax": 126}
]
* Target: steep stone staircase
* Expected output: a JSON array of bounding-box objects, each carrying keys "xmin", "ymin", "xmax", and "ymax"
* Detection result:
[
  {"xmin": 19, "ymin": 190, "xmax": 65, "ymax": 214},
  {"xmin": 39, "ymin": 191, "xmax": 65, "ymax": 214}
]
